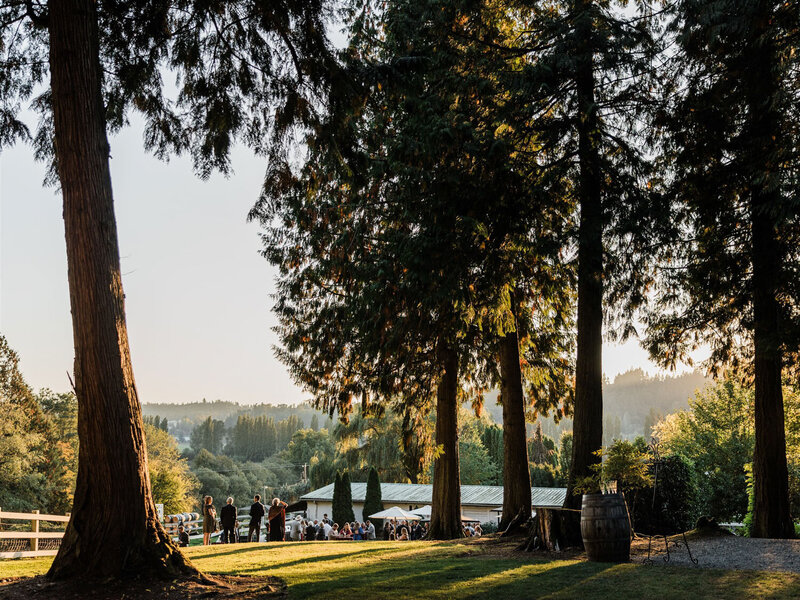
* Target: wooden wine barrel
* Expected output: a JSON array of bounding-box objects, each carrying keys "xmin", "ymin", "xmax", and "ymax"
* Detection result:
[{"xmin": 580, "ymin": 493, "xmax": 631, "ymax": 562}]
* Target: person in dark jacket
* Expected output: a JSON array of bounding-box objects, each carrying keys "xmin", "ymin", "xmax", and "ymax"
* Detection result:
[
  {"xmin": 178, "ymin": 525, "xmax": 190, "ymax": 547},
  {"xmin": 268, "ymin": 498, "xmax": 288, "ymax": 541},
  {"xmin": 306, "ymin": 520, "xmax": 318, "ymax": 541},
  {"xmin": 220, "ymin": 497, "xmax": 238, "ymax": 543},
  {"xmin": 248, "ymin": 494, "xmax": 266, "ymax": 542}
]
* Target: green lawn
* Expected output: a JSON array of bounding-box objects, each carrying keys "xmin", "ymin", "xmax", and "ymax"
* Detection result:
[{"xmin": 2, "ymin": 540, "xmax": 800, "ymax": 599}]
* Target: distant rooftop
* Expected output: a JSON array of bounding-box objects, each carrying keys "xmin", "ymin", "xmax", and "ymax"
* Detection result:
[{"xmin": 301, "ymin": 483, "xmax": 566, "ymax": 508}]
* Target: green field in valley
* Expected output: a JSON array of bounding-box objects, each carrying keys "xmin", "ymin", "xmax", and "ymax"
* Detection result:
[{"xmin": 3, "ymin": 539, "xmax": 800, "ymax": 599}]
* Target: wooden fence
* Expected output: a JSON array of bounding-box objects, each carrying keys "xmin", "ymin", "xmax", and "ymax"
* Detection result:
[
  {"xmin": 0, "ymin": 509, "xmax": 70, "ymax": 559},
  {"xmin": 0, "ymin": 506, "xmax": 264, "ymax": 558}
]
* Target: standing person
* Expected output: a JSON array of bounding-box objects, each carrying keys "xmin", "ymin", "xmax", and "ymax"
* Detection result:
[
  {"xmin": 306, "ymin": 520, "xmax": 318, "ymax": 541},
  {"xmin": 220, "ymin": 497, "xmax": 237, "ymax": 543},
  {"xmin": 365, "ymin": 520, "xmax": 375, "ymax": 540},
  {"xmin": 248, "ymin": 494, "xmax": 266, "ymax": 542},
  {"xmin": 289, "ymin": 516, "xmax": 303, "ymax": 541},
  {"xmin": 322, "ymin": 513, "xmax": 331, "ymax": 525},
  {"xmin": 320, "ymin": 520, "xmax": 332, "ymax": 540},
  {"xmin": 268, "ymin": 497, "xmax": 288, "ymax": 542},
  {"xmin": 202, "ymin": 496, "xmax": 216, "ymax": 546},
  {"xmin": 383, "ymin": 522, "xmax": 392, "ymax": 540}
]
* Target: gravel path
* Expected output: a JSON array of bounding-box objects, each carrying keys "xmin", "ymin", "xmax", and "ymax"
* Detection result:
[{"xmin": 630, "ymin": 535, "xmax": 800, "ymax": 573}]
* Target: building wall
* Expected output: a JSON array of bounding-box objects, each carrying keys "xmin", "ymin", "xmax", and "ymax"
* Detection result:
[
  {"xmin": 305, "ymin": 501, "xmax": 496, "ymax": 525},
  {"xmin": 462, "ymin": 507, "xmax": 495, "ymax": 524},
  {"xmin": 306, "ymin": 501, "xmax": 366, "ymax": 522}
]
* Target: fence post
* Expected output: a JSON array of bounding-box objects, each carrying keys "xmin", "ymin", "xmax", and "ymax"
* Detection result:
[{"xmin": 31, "ymin": 509, "xmax": 39, "ymax": 552}]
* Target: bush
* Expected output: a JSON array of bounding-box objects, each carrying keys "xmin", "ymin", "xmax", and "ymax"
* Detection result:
[
  {"xmin": 530, "ymin": 463, "xmax": 558, "ymax": 487},
  {"xmin": 632, "ymin": 454, "xmax": 696, "ymax": 535},
  {"xmin": 480, "ymin": 521, "xmax": 499, "ymax": 534}
]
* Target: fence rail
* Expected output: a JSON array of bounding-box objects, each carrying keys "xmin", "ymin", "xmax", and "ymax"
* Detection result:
[
  {"xmin": 1, "ymin": 507, "xmax": 265, "ymax": 558},
  {"xmin": 0, "ymin": 509, "xmax": 70, "ymax": 559}
]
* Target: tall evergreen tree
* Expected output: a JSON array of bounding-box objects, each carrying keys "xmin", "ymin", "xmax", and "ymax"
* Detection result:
[
  {"xmin": 333, "ymin": 471, "xmax": 356, "ymax": 525},
  {"xmin": 491, "ymin": 1, "xmax": 662, "ymax": 539},
  {"xmin": 0, "ymin": 0, "xmax": 334, "ymax": 579},
  {"xmin": 331, "ymin": 471, "xmax": 345, "ymax": 525},
  {"xmin": 341, "ymin": 470, "xmax": 356, "ymax": 523},
  {"xmin": 647, "ymin": 0, "xmax": 800, "ymax": 538},
  {"xmin": 254, "ymin": 0, "xmax": 574, "ymax": 540},
  {"xmin": 363, "ymin": 467, "xmax": 384, "ymax": 527}
]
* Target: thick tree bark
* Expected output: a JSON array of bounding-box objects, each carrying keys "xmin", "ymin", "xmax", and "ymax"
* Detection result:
[
  {"xmin": 746, "ymin": 11, "xmax": 793, "ymax": 538},
  {"xmin": 564, "ymin": 0, "xmax": 604, "ymax": 544},
  {"xmin": 498, "ymin": 318, "xmax": 531, "ymax": 532},
  {"xmin": 46, "ymin": 0, "xmax": 199, "ymax": 578},
  {"xmin": 427, "ymin": 343, "xmax": 463, "ymax": 539}
]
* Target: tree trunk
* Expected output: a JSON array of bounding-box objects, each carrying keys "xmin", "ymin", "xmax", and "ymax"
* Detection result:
[
  {"xmin": 498, "ymin": 318, "xmax": 531, "ymax": 532},
  {"xmin": 746, "ymin": 11, "xmax": 793, "ymax": 538},
  {"xmin": 564, "ymin": 0, "xmax": 604, "ymax": 544},
  {"xmin": 427, "ymin": 343, "xmax": 463, "ymax": 539},
  {"xmin": 46, "ymin": 0, "xmax": 199, "ymax": 578}
]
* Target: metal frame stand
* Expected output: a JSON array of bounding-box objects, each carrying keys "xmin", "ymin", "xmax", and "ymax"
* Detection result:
[{"xmin": 641, "ymin": 441, "xmax": 699, "ymax": 566}]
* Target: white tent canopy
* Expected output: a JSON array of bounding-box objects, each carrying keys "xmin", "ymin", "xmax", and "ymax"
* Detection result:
[
  {"xmin": 367, "ymin": 506, "xmax": 422, "ymax": 521},
  {"xmin": 411, "ymin": 505, "xmax": 432, "ymax": 517},
  {"xmin": 410, "ymin": 505, "xmax": 479, "ymax": 522}
]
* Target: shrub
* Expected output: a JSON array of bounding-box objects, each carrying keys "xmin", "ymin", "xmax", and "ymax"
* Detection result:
[
  {"xmin": 480, "ymin": 521, "xmax": 499, "ymax": 534},
  {"xmin": 632, "ymin": 454, "xmax": 697, "ymax": 535},
  {"xmin": 530, "ymin": 463, "xmax": 558, "ymax": 487}
]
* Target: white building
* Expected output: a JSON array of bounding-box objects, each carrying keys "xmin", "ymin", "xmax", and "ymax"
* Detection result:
[{"xmin": 300, "ymin": 482, "xmax": 567, "ymax": 525}]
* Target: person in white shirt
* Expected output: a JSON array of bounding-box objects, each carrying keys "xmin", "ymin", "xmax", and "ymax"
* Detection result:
[
  {"xmin": 289, "ymin": 516, "xmax": 303, "ymax": 541},
  {"xmin": 322, "ymin": 521, "xmax": 333, "ymax": 539},
  {"xmin": 365, "ymin": 520, "xmax": 376, "ymax": 540}
]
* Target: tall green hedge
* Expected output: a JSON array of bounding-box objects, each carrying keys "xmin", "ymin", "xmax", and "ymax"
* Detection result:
[
  {"xmin": 341, "ymin": 470, "xmax": 355, "ymax": 523},
  {"xmin": 332, "ymin": 470, "xmax": 355, "ymax": 526},
  {"xmin": 363, "ymin": 467, "xmax": 384, "ymax": 528}
]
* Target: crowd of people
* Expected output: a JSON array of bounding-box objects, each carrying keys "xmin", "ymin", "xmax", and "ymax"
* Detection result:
[
  {"xmin": 198, "ymin": 493, "xmax": 288, "ymax": 545},
  {"xmin": 187, "ymin": 493, "xmax": 482, "ymax": 546}
]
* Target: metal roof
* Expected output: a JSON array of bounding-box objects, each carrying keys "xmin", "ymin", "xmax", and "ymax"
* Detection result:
[{"xmin": 301, "ymin": 483, "xmax": 566, "ymax": 508}]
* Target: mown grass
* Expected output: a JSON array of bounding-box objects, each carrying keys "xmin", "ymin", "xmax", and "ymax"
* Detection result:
[{"xmin": 2, "ymin": 540, "xmax": 800, "ymax": 599}]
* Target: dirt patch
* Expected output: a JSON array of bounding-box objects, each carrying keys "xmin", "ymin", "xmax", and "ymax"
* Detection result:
[
  {"xmin": 630, "ymin": 533, "xmax": 800, "ymax": 573},
  {"xmin": 455, "ymin": 534, "xmax": 585, "ymax": 561},
  {"xmin": 0, "ymin": 574, "xmax": 286, "ymax": 600}
]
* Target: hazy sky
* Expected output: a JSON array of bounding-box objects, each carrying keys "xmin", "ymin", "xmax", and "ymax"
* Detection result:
[{"xmin": 1, "ymin": 117, "xmax": 694, "ymax": 406}]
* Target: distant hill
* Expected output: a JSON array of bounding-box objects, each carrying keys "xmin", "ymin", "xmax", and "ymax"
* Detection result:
[
  {"xmin": 142, "ymin": 399, "xmax": 242, "ymax": 422},
  {"xmin": 605, "ymin": 369, "xmax": 708, "ymax": 438},
  {"xmin": 481, "ymin": 369, "xmax": 709, "ymax": 441},
  {"xmin": 145, "ymin": 369, "xmax": 708, "ymax": 443},
  {"xmin": 142, "ymin": 400, "xmax": 334, "ymax": 442}
]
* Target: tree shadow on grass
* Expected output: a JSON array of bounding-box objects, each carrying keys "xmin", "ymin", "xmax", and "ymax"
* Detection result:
[
  {"xmin": 192, "ymin": 544, "xmax": 406, "ymax": 573},
  {"xmin": 278, "ymin": 551, "xmax": 613, "ymax": 599}
]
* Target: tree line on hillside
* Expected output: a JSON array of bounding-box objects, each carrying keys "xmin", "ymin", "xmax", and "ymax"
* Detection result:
[
  {"xmin": 187, "ymin": 414, "xmax": 307, "ymax": 460},
  {"xmin": 142, "ymin": 400, "xmax": 333, "ymax": 442},
  {"xmin": 2, "ymin": 0, "xmax": 799, "ymax": 587}
]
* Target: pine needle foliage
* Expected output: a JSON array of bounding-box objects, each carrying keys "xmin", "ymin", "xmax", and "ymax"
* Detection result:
[
  {"xmin": 363, "ymin": 467, "xmax": 384, "ymax": 527},
  {"xmin": 646, "ymin": 0, "xmax": 800, "ymax": 538}
]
